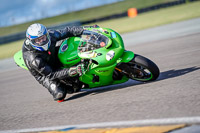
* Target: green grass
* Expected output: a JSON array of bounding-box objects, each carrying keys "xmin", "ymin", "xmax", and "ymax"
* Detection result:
[
  {"xmin": 94, "ymin": 1, "xmax": 200, "ymax": 33},
  {"xmin": 0, "ymin": 39, "xmax": 23, "ymax": 59},
  {"xmin": 0, "ymin": 1, "xmax": 200, "ymax": 59},
  {"xmin": 0, "ymin": 0, "xmax": 176, "ymax": 36}
]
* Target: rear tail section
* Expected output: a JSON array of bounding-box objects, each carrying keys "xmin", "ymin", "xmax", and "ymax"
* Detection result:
[{"xmin": 14, "ymin": 50, "xmax": 28, "ymax": 70}]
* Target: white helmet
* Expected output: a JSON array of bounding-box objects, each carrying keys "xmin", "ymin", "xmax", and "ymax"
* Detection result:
[{"xmin": 26, "ymin": 23, "xmax": 51, "ymax": 51}]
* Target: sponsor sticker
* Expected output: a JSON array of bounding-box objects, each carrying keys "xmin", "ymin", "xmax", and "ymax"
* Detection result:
[
  {"xmin": 61, "ymin": 44, "xmax": 68, "ymax": 52},
  {"xmin": 106, "ymin": 50, "xmax": 115, "ymax": 61},
  {"xmin": 111, "ymin": 32, "xmax": 117, "ymax": 38}
]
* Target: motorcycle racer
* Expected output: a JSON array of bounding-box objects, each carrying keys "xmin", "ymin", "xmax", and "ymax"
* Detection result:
[
  {"xmin": 23, "ymin": 23, "xmax": 85, "ymax": 102},
  {"xmin": 13, "ymin": 24, "xmax": 160, "ymax": 103}
]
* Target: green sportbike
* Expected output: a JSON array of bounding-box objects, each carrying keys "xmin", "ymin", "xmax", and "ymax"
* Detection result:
[{"xmin": 14, "ymin": 27, "xmax": 160, "ymax": 90}]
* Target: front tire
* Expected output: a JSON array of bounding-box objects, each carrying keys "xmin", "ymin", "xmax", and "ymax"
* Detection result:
[{"xmin": 121, "ymin": 54, "xmax": 160, "ymax": 82}]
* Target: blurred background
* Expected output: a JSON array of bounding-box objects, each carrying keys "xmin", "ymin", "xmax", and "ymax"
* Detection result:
[
  {"xmin": 0, "ymin": 0, "xmax": 121, "ymax": 27},
  {"xmin": 1, "ymin": 1, "xmax": 200, "ymax": 132},
  {"xmin": 0, "ymin": 0, "xmax": 200, "ymax": 59}
]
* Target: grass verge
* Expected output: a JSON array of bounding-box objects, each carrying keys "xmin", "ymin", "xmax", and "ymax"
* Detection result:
[
  {"xmin": 0, "ymin": 1, "xmax": 200, "ymax": 60},
  {"xmin": 93, "ymin": 1, "xmax": 200, "ymax": 33},
  {"xmin": 0, "ymin": 0, "xmax": 176, "ymax": 36}
]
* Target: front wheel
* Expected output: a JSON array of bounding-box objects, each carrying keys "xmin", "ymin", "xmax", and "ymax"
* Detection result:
[{"xmin": 119, "ymin": 54, "xmax": 160, "ymax": 82}]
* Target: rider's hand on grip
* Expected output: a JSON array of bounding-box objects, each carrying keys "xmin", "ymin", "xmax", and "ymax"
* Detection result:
[
  {"xmin": 76, "ymin": 64, "xmax": 85, "ymax": 76},
  {"xmin": 68, "ymin": 64, "xmax": 85, "ymax": 77}
]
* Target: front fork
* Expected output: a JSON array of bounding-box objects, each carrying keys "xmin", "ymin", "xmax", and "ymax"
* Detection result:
[{"xmin": 114, "ymin": 50, "xmax": 135, "ymax": 78}]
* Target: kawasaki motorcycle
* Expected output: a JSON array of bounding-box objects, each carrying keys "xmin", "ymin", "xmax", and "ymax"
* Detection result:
[{"xmin": 14, "ymin": 27, "xmax": 160, "ymax": 90}]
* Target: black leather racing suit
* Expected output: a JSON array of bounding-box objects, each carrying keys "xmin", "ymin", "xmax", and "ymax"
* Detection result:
[{"xmin": 22, "ymin": 26, "xmax": 84, "ymax": 100}]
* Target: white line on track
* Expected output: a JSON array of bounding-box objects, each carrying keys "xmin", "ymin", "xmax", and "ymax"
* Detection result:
[{"xmin": 1, "ymin": 117, "xmax": 200, "ymax": 133}]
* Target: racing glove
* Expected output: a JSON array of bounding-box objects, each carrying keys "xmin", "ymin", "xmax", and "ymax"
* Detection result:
[{"xmin": 68, "ymin": 64, "xmax": 85, "ymax": 77}]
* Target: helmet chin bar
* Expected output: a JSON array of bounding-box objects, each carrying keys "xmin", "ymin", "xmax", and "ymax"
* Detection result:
[
  {"xmin": 31, "ymin": 41, "xmax": 51, "ymax": 51},
  {"xmin": 29, "ymin": 34, "xmax": 51, "ymax": 51},
  {"xmin": 42, "ymin": 43, "xmax": 49, "ymax": 51}
]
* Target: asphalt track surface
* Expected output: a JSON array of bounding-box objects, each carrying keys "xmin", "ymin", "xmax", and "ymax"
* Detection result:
[{"xmin": 0, "ymin": 18, "xmax": 200, "ymax": 132}]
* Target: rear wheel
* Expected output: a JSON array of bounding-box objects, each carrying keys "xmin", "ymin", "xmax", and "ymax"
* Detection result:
[{"xmin": 119, "ymin": 54, "xmax": 160, "ymax": 82}]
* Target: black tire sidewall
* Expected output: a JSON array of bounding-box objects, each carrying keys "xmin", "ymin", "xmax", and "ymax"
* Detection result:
[{"xmin": 130, "ymin": 54, "xmax": 160, "ymax": 81}]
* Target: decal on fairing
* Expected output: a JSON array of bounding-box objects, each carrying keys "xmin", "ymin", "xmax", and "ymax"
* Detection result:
[
  {"xmin": 97, "ymin": 70, "xmax": 109, "ymax": 72},
  {"xmin": 106, "ymin": 50, "xmax": 115, "ymax": 61},
  {"xmin": 111, "ymin": 32, "xmax": 117, "ymax": 38},
  {"xmin": 61, "ymin": 44, "xmax": 68, "ymax": 52},
  {"xmin": 66, "ymin": 57, "xmax": 79, "ymax": 62}
]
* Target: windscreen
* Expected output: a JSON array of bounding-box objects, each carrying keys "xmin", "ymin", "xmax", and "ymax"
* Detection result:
[{"xmin": 78, "ymin": 30, "xmax": 109, "ymax": 53}]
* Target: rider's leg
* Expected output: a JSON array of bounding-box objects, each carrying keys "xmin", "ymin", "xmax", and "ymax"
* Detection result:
[{"xmin": 42, "ymin": 78, "xmax": 73, "ymax": 101}]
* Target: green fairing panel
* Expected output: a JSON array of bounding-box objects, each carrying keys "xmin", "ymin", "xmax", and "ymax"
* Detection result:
[
  {"xmin": 14, "ymin": 50, "xmax": 28, "ymax": 70},
  {"xmin": 58, "ymin": 38, "xmax": 81, "ymax": 68},
  {"xmin": 79, "ymin": 63, "xmax": 116, "ymax": 88},
  {"xmin": 78, "ymin": 28, "xmax": 126, "ymax": 67},
  {"xmin": 57, "ymin": 27, "xmax": 133, "ymax": 88},
  {"xmin": 79, "ymin": 63, "xmax": 129, "ymax": 88},
  {"xmin": 118, "ymin": 51, "xmax": 135, "ymax": 63}
]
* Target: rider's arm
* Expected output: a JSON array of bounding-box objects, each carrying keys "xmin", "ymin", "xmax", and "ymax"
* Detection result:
[
  {"xmin": 30, "ymin": 56, "xmax": 70, "ymax": 80},
  {"xmin": 49, "ymin": 26, "xmax": 84, "ymax": 41},
  {"xmin": 30, "ymin": 56, "xmax": 83, "ymax": 80}
]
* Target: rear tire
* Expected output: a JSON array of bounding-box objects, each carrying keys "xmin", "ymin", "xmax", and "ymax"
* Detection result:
[{"xmin": 125, "ymin": 54, "xmax": 160, "ymax": 82}]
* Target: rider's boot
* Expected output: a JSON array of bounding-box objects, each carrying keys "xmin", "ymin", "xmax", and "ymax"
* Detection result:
[{"xmin": 48, "ymin": 82, "xmax": 67, "ymax": 101}]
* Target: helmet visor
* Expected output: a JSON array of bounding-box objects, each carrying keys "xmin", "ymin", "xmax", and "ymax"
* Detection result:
[{"xmin": 31, "ymin": 34, "xmax": 49, "ymax": 46}]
